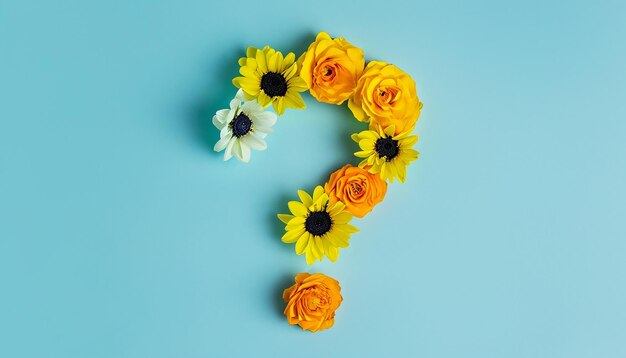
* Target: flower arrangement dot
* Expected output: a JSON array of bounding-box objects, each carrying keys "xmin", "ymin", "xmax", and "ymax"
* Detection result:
[
  {"xmin": 283, "ymin": 273, "xmax": 342, "ymax": 332},
  {"xmin": 212, "ymin": 31, "xmax": 424, "ymax": 332}
]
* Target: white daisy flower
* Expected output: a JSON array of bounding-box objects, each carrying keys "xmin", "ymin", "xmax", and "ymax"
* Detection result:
[{"xmin": 213, "ymin": 89, "xmax": 277, "ymax": 163}]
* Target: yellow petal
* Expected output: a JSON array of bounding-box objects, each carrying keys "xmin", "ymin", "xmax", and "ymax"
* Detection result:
[
  {"xmin": 277, "ymin": 214, "xmax": 294, "ymax": 224},
  {"xmin": 380, "ymin": 162, "xmax": 388, "ymax": 180},
  {"xmin": 234, "ymin": 77, "xmax": 261, "ymax": 96},
  {"xmin": 312, "ymin": 193, "xmax": 329, "ymax": 211},
  {"xmin": 326, "ymin": 246, "xmax": 339, "ymax": 262},
  {"xmin": 384, "ymin": 125, "xmax": 396, "ymax": 137},
  {"xmin": 333, "ymin": 211, "xmax": 352, "ymax": 225},
  {"xmin": 246, "ymin": 46, "xmax": 258, "ymax": 58},
  {"xmin": 257, "ymin": 91, "xmax": 272, "ymax": 107},
  {"xmin": 287, "ymin": 75, "xmax": 308, "ymax": 92},
  {"xmin": 268, "ymin": 51, "xmax": 283, "ymax": 72},
  {"xmin": 359, "ymin": 139, "xmax": 375, "ymax": 150},
  {"xmin": 282, "ymin": 228, "xmax": 304, "ymax": 243},
  {"xmin": 328, "ymin": 233, "xmax": 349, "ymax": 248},
  {"xmin": 360, "ymin": 130, "xmax": 380, "ymax": 140},
  {"xmin": 343, "ymin": 224, "xmax": 359, "ymax": 233},
  {"xmin": 402, "ymin": 135, "xmax": 418, "ymax": 147},
  {"xmin": 239, "ymin": 65, "xmax": 258, "ymax": 78},
  {"xmin": 328, "ymin": 202, "xmax": 345, "ymax": 216},
  {"xmin": 284, "ymin": 91, "xmax": 306, "ymax": 109},
  {"xmin": 397, "ymin": 162, "xmax": 407, "ymax": 183},
  {"xmin": 310, "ymin": 237, "xmax": 322, "ymax": 259},
  {"xmin": 320, "ymin": 235, "xmax": 331, "ymax": 253},
  {"xmin": 354, "ymin": 150, "xmax": 372, "ymax": 158},
  {"xmin": 283, "ymin": 52, "xmax": 296, "ymax": 70},
  {"xmin": 314, "ymin": 237, "xmax": 325, "ymax": 257},
  {"xmin": 285, "ymin": 216, "xmax": 306, "ymax": 230},
  {"xmin": 305, "ymin": 248, "xmax": 316, "ymax": 265},
  {"xmin": 312, "ymin": 186, "xmax": 325, "ymax": 201},
  {"xmin": 348, "ymin": 98, "xmax": 367, "ymax": 121},
  {"xmin": 256, "ymin": 49, "xmax": 268, "ymax": 72},
  {"xmin": 315, "ymin": 31, "xmax": 332, "ymax": 42},
  {"xmin": 288, "ymin": 201, "xmax": 308, "ymax": 217},
  {"xmin": 282, "ymin": 62, "xmax": 298, "ymax": 80},
  {"xmin": 273, "ymin": 97, "xmax": 286, "ymax": 115},
  {"xmin": 295, "ymin": 233, "xmax": 310, "ymax": 254},
  {"xmin": 297, "ymin": 190, "xmax": 313, "ymax": 207}
]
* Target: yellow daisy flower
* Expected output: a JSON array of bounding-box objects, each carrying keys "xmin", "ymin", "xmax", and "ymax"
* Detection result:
[
  {"xmin": 232, "ymin": 46, "xmax": 308, "ymax": 115},
  {"xmin": 352, "ymin": 125, "xmax": 419, "ymax": 183},
  {"xmin": 278, "ymin": 186, "xmax": 359, "ymax": 265}
]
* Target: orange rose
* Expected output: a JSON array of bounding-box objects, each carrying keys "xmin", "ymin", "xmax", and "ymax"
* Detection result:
[
  {"xmin": 283, "ymin": 273, "xmax": 342, "ymax": 332},
  {"xmin": 298, "ymin": 32, "xmax": 365, "ymax": 104},
  {"xmin": 324, "ymin": 164, "xmax": 387, "ymax": 218},
  {"xmin": 348, "ymin": 61, "xmax": 423, "ymax": 134}
]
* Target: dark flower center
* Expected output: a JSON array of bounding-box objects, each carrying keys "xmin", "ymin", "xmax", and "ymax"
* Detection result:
[
  {"xmin": 231, "ymin": 113, "xmax": 252, "ymax": 137},
  {"xmin": 375, "ymin": 137, "xmax": 399, "ymax": 161},
  {"xmin": 260, "ymin": 72, "xmax": 288, "ymax": 97},
  {"xmin": 305, "ymin": 211, "xmax": 332, "ymax": 236}
]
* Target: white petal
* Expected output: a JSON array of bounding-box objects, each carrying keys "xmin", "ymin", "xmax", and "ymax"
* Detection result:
[
  {"xmin": 226, "ymin": 108, "xmax": 236, "ymax": 122},
  {"xmin": 212, "ymin": 109, "xmax": 230, "ymax": 129},
  {"xmin": 220, "ymin": 125, "xmax": 232, "ymax": 138},
  {"xmin": 243, "ymin": 133, "xmax": 267, "ymax": 151},
  {"xmin": 212, "ymin": 115, "xmax": 222, "ymax": 129},
  {"xmin": 214, "ymin": 133, "xmax": 232, "ymax": 152},
  {"xmin": 253, "ymin": 126, "xmax": 272, "ymax": 137},
  {"xmin": 224, "ymin": 137, "xmax": 235, "ymax": 161},
  {"xmin": 242, "ymin": 100, "xmax": 263, "ymax": 115},
  {"xmin": 234, "ymin": 89, "xmax": 246, "ymax": 102},
  {"xmin": 240, "ymin": 141, "xmax": 251, "ymax": 163},
  {"xmin": 252, "ymin": 111, "xmax": 277, "ymax": 127},
  {"xmin": 232, "ymin": 139, "xmax": 243, "ymax": 161},
  {"xmin": 229, "ymin": 98, "xmax": 240, "ymax": 110}
]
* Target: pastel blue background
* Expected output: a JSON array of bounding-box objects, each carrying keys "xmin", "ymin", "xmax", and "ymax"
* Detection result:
[{"xmin": 1, "ymin": 0, "xmax": 625, "ymax": 357}]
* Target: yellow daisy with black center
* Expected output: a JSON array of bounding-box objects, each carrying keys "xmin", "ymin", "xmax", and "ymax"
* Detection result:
[
  {"xmin": 352, "ymin": 125, "xmax": 419, "ymax": 183},
  {"xmin": 278, "ymin": 186, "xmax": 359, "ymax": 265},
  {"xmin": 232, "ymin": 46, "xmax": 308, "ymax": 115}
]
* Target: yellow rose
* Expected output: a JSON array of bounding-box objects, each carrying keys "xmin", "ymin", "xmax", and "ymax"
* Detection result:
[
  {"xmin": 348, "ymin": 61, "xmax": 423, "ymax": 134},
  {"xmin": 324, "ymin": 164, "xmax": 387, "ymax": 218},
  {"xmin": 298, "ymin": 32, "xmax": 365, "ymax": 105},
  {"xmin": 283, "ymin": 273, "xmax": 342, "ymax": 332}
]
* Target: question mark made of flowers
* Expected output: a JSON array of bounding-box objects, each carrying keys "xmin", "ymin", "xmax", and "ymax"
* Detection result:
[{"xmin": 212, "ymin": 32, "xmax": 423, "ymax": 332}]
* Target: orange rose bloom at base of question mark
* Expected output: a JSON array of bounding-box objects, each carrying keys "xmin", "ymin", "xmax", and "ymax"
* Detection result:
[
  {"xmin": 283, "ymin": 273, "xmax": 343, "ymax": 333},
  {"xmin": 325, "ymin": 164, "xmax": 388, "ymax": 218}
]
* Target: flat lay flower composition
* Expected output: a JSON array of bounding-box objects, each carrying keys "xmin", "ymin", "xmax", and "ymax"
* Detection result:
[{"xmin": 212, "ymin": 31, "xmax": 423, "ymax": 332}]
